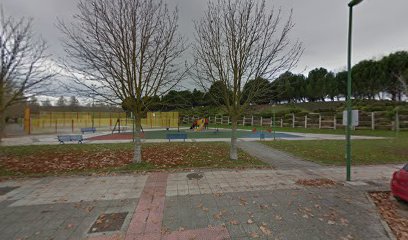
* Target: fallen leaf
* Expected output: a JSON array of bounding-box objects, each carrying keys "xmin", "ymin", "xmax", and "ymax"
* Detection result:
[
  {"xmin": 230, "ymin": 220, "xmax": 240, "ymax": 225},
  {"xmin": 260, "ymin": 225, "xmax": 272, "ymax": 236},
  {"xmin": 249, "ymin": 232, "xmax": 259, "ymax": 238}
]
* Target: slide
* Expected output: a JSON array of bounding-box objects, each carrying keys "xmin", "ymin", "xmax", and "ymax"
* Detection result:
[{"xmin": 195, "ymin": 119, "xmax": 205, "ymax": 132}]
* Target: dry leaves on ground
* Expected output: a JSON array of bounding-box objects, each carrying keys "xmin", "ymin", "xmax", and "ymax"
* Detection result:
[
  {"xmin": 370, "ymin": 192, "xmax": 408, "ymax": 240},
  {"xmin": 0, "ymin": 143, "xmax": 245, "ymax": 174},
  {"xmin": 295, "ymin": 178, "xmax": 337, "ymax": 187},
  {"xmin": 259, "ymin": 224, "xmax": 272, "ymax": 236},
  {"xmin": 0, "ymin": 150, "xmax": 133, "ymax": 174}
]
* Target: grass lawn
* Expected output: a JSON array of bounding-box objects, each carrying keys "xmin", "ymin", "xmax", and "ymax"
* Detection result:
[
  {"xmin": 261, "ymin": 134, "xmax": 408, "ymax": 165},
  {"xmin": 205, "ymin": 124, "xmax": 405, "ymax": 138},
  {"xmin": 0, "ymin": 142, "xmax": 266, "ymax": 177}
]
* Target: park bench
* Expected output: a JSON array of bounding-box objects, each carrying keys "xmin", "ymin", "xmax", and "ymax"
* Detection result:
[
  {"xmin": 57, "ymin": 135, "xmax": 83, "ymax": 144},
  {"xmin": 166, "ymin": 133, "xmax": 187, "ymax": 142},
  {"xmin": 81, "ymin": 127, "xmax": 96, "ymax": 134}
]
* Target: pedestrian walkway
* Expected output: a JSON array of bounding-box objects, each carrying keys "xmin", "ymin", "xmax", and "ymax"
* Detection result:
[
  {"xmin": 0, "ymin": 164, "xmax": 401, "ymax": 240},
  {"xmin": 237, "ymin": 141, "xmax": 321, "ymax": 170}
]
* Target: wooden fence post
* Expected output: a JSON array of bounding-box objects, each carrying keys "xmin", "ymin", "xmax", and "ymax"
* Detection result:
[
  {"xmin": 280, "ymin": 118, "xmax": 283, "ymax": 128},
  {"xmin": 304, "ymin": 115, "xmax": 308, "ymax": 128},
  {"xmin": 260, "ymin": 117, "xmax": 263, "ymax": 126},
  {"xmin": 395, "ymin": 111, "xmax": 400, "ymax": 132},
  {"xmin": 251, "ymin": 116, "xmax": 254, "ymax": 126},
  {"xmin": 242, "ymin": 116, "xmax": 245, "ymax": 126},
  {"xmin": 333, "ymin": 115, "xmax": 337, "ymax": 130},
  {"xmin": 292, "ymin": 113, "xmax": 295, "ymax": 128},
  {"xmin": 371, "ymin": 112, "xmax": 375, "ymax": 130},
  {"xmin": 318, "ymin": 114, "xmax": 322, "ymax": 129}
]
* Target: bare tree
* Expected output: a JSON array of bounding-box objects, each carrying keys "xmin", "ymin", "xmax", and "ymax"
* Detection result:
[
  {"xmin": 0, "ymin": 9, "xmax": 54, "ymax": 141},
  {"xmin": 60, "ymin": 0, "xmax": 187, "ymax": 163},
  {"xmin": 192, "ymin": 0, "xmax": 303, "ymax": 160}
]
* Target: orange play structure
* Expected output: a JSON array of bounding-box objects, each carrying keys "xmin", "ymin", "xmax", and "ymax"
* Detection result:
[{"xmin": 190, "ymin": 118, "xmax": 208, "ymax": 132}]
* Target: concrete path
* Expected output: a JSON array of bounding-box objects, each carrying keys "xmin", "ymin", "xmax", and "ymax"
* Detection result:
[
  {"xmin": 237, "ymin": 141, "xmax": 321, "ymax": 170},
  {"xmin": 0, "ymin": 164, "xmax": 403, "ymax": 240},
  {"xmin": 0, "ymin": 127, "xmax": 385, "ymax": 146}
]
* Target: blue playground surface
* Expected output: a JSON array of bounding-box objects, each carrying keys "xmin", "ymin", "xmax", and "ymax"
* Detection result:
[{"xmin": 95, "ymin": 128, "xmax": 303, "ymax": 140}]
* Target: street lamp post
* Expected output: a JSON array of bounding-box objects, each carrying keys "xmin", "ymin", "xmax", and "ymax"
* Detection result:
[{"xmin": 346, "ymin": 0, "xmax": 364, "ymax": 181}]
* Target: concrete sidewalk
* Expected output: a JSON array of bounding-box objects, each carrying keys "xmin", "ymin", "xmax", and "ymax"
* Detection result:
[{"xmin": 0, "ymin": 164, "xmax": 401, "ymax": 240}]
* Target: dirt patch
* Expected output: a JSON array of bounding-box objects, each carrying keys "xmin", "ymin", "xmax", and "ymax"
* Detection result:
[
  {"xmin": 295, "ymin": 178, "xmax": 337, "ymax": 187},
  {"xmin": 89, "ymin": 212, "xmax": 128, "ymax": 233},
  {"xmin": 369, "ymin": 191, "xmax": 408, "ymax": 240}
]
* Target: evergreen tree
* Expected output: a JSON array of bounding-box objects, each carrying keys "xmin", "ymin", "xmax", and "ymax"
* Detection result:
[
  {"xmin": 69, "ymin": 96, "xmax": 80, "ymax": 107},
  {"xmin": 56, "ymin": 96, "xmax": 67, "ymax": 107}
]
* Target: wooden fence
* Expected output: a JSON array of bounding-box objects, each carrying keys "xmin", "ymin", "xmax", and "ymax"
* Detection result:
[{"xmin": 182, "ymin": 111, "xmax": 408, "ymax": 131}]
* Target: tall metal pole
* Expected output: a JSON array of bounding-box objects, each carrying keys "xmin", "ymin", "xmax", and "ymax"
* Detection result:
[
  {"xmin": 346, "ymin": 6, "xmax": 354, "ymax": 181},
  {"xmin": 346, "ymin": 0, "xmax": 365, "ymax": 182},
  {"xmin": 273, "ymin": 105, "xmax": 276, "ymax": 140}
]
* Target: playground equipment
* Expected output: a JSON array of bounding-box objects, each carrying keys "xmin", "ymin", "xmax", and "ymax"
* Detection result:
[{"xmin": 190, "ymin": 118, "xmax": 207, "ymax": 132}]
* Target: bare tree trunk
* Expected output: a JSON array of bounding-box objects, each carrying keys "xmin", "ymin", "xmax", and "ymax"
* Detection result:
[
  {"xmin": 0, "ymin": 85, "xmax": 4, "ymax": 142},
  {"xmin": 230, "ymin": 115, "xmax": 238, "ymax": 160},
  {"xmin": 0, "ymin": 111, "xmax": 5, "ymax": 142},
  {"xmin": 133, "ymin": 113, "xmax": 142, "ymax": 163}
]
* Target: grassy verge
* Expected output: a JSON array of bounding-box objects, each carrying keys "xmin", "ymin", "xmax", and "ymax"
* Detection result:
[
  {"xmin": 0, "ymin": 142, "xmax": 267, "ymax": 177},
  {"xmin": 261, "ymin": 136, "xmax": 408, "ymax": 165},
  {"xmin": 200, "ymin": 124, "xmax": 406, "ymax": 138}
]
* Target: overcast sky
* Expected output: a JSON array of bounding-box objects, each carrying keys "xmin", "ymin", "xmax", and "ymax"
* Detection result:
[{"xmin": 2, "ymin": 0, "xmax": 408, "ymax": 93}]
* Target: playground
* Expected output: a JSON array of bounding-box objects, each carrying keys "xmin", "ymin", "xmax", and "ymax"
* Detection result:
[{"xmin": 87, "ymin": 128, "xmax": 302, "ymax": 141}]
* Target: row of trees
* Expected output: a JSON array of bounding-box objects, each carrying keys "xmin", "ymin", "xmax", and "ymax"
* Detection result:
[
  {"xmin": 29, "ymin": 96, "xmax": 80, "ymax": 107},
  {"xmin": 144, "ymin": 49, "xmax": 408, "ymax": 110},
  {"xmin": 271, "ymin": 51, "xmax": 408, "ymax": 103},
  {"xmin": 30, "ymin": 48, "xmax": 408, "ymax": 114}
]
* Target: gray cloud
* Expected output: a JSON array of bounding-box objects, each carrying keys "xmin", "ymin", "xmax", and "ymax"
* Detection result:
[{"xmin": 2, "ymin": 0, "xmax": 407, "ymax": 77}]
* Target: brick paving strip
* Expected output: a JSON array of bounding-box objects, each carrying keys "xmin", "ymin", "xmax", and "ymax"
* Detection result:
[{"xmin": 88, "ymin": 172, "xmax": 230, "ymax": 240}]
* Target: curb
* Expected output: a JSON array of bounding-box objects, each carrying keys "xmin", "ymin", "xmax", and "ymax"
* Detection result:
[{"xmin": 365, "ymin": 192, "xmax": 397, "ymax": 240}]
